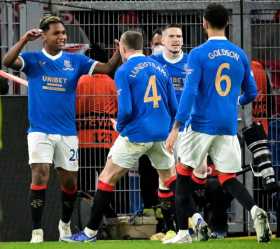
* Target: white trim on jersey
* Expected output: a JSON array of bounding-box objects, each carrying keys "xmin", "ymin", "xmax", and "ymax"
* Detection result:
[
  {"xmin": 18, "ymin": 55, "xmax": 25, "ymax": 71},
  {"xmin": 42, "ymin": 48, "xmax": 63, "ymax": 60},
  {"xmin": 162, "ymin": 50, "xmax": 184, "ymax": 64},
  {"xmin": 88, "ymin": 61, "xmax": 98, "ymax": 75},
  {"xmin": 127, "ymin": 53, "xmax": 145, "ymax": 61},
  {"xmin": 208, "ymin": 36, "xmax": 227, "ymax": 41}
]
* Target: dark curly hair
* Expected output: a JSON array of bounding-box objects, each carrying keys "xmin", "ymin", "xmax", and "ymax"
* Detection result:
[
  {"xmin": 39, "ymin": 15, "xmax": 65, "ymax": 31},
  {"xmin": 204, "ymin": 3, "xmax": 229, "ymax": 29}
]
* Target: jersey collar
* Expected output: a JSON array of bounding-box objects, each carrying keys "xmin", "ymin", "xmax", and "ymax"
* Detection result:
[
  {"xmin": 162, "ymin": 50, "xmax": 184, "ymax": 64},
  {"xmin": 42, "ymin": 48, "xmax": 63, "ymax": 60},
  {"xmin": 127, "ymin": 53, "xmax": 145, "ymax": 61},
  {"xmin": 208, "ymin": 36, "xmax": 227, "ymax": 41}
]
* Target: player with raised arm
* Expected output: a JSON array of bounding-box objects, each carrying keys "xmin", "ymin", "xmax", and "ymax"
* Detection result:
[
  {"xmin": 2, "ymin": 15, "xmax": 121, "ymax": 243},
  {"xmin": 62, "ymin": 30, "xmax": 178, "ymax": 243},
  {"xmin": 165, "ymin": 3, "xmax": 271, "ymax": 244}
]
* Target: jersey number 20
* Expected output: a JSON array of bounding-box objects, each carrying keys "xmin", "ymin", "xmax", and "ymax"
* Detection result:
[
  {"xmin": 144, "ymin": 75, "xmax": 161, "ymax": 108},
  {"xmin": 215, "ymin": 63, "xmax": 231, "ymax": 96}
]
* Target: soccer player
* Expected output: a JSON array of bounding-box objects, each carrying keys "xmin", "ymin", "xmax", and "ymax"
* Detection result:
[
  {"xmin": 149, "ymin": 25, "xmax": 208, "ymax": 239},
  {"xmin": 139, "ymin": 25, "xmax": 187, "ymax": 235},
  {"xmin": 151, "ymin": 24, "xmax": 188, "ymax": 104},
  {"xmin": 2, "ymin": 15, "xmax": 121, "ymax": 243},
  {"xmin": 150, "ymin": 24, "xmax": 188, "ymax": 236},
  {"xmin": 165, "ymin": 3, "xmax": 271, "ymax": 244},
  {"xmin": 150, "ymin": 29, "xmax": 163, "ymax": 55},
  {"xmin": 62, "ymin": 30, "xmax": 178, "ymax": 242}
]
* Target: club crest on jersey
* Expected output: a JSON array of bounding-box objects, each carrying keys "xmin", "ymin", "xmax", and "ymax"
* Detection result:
[
  {"xmin": 183, "ymin": 64, "xmax": 189, "ymax": 74},
  {"xmin": 117, "ymin": 89, "xmax": 122, "ymax": 96},
  {"xmin": 38, "ymin": 61, "xmax": 46, "ymax": 67},
  {"xmin": 63, "ymin": 60, "xmax": 74, "ymax": 71},
  {"xmin": 185, "ymin": 66, "xmax": 194, "ymax": 75}
]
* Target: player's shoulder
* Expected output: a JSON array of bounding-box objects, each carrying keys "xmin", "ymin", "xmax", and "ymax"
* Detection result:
[
  {"xmin": 150, "ymin": 53, "xmax": 165, "ymax": 63},
  {"xmin": 146, "ymin": 56, "xmax": 168, "ymax": 73},
  {"xmin": 223, "ymin": 40, "xmax": 248, "ymax": 61},
  {"xmin": 233, "ymin": 44, "xmax": 247, "ymax": 59},
  {"xmin": 62, "ymin": 51, "xmax": 86, "ymax": 60},
  {"xmin": 195, "ymin": 40, "xmax": 212, "ymax": 52},
  {"xmin": 182, "ymin": 52, "xmax": 188, "ymax": 62},
  {"xmin": 127, "ymin": 54, "xmax": 155, "ymax": 67},
  {"xmin": 62, "ymin": 52, "xmax": 94, "ymax": 64},
  {"xmin": 20, "ymin": 50, "xmax": 41, "ymax": 58},
  {"xmin": 150, "ymin": 53, "xmax": 163, "ymax": 60},
  {"xmin": 115, "ymin": 62, "xmax": 127, "ymax": 77},
  {"xmin": 147, "ymin": 54, "xmax": 162, "ymax": 64},
  {"xmin": 188, "ymin": 44, "xmax": 205, "ymax": 59},
  {"xmin": 223, "ymin": 39, "xmax": 242, "ymax": 50}
]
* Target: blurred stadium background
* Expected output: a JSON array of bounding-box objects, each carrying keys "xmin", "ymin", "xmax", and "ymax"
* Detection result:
[{"xmin": 0, "ymin": 0, "xmax": 279, "ymax": 242}]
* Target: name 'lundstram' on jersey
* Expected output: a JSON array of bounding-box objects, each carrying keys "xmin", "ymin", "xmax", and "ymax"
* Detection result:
[
  {"xmin": 20, "ymin": 49, "xmax": 96, "ymax": 135},
  {"xmin": 176, "ymin": 38, "xmax": 257, "ymax": 135},
  {"xmin": 115, "ymin": 55, "xmax": 178, "ymax": 143}
]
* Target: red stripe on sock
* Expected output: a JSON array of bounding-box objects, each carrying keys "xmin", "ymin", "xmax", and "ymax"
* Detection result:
[
  {"xmin": 191, "ymin": 174, "xmax": 206, "ymax": 185},
  {"xmin": 30, "ymin": 184, "xmax": 47, "ymax": 190},
  {"xmin": 176, "ymin": 163, "xmax": 193, "ymax": 176},
  {"xmin": 61, "ymin": 186, "xmax": 77, "ymax": 195},
  {"xmin": 164, "ymin": 175, "xmax": 176, "ymax": 188},
  {"xmin": 158, "ymin": 191, "xmax": 174, "ymax": 198},
  {"xmin": 97, "ymin": 181, "xmax": 114, "ymax": 192},
  {"xmin": 218, "ymin": 173, "xmax": 236, "ymax": 185}
]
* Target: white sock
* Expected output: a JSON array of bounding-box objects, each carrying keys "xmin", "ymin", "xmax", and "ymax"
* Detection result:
[
  {"xmin": 192, "ymin": 213, "xmax": 204, "ymax": 225},
  {"xmin": 250, "ymin": 205, "xmax": 259, "ymax": 219},
  {"xmin": 84, "ymin": 227, "xmax": 97, "ymax": 238},
  {"xmin": 60, "ymin": 219, "xmax": 70, "ymax": 226},
  {"xmin": 178, "ymin": 229, "xmax": 190, "ymax": 237}
]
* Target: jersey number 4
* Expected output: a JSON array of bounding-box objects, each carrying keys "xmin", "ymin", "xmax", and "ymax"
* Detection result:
[
  {"xmin": 144, "ymin": 75, "xmax": 162, "ymax": 108},
  {"xmin": 215, "ymin": 63, "xmax": 231, "ymax": 96}
]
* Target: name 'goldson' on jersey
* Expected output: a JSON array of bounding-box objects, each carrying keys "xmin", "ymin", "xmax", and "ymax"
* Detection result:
[
  {"xmin": 20, "ymin": 50, "xmax": 96, "ymax": 135},
  {"xmin": 115, "ymin": 55, "xmax": 178, "ymax": 143},
  {"xmin": 176, "ymin": 38, "xmax": 258, "ymax": 135}
]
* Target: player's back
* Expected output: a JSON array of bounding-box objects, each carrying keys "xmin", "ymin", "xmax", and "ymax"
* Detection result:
[
  {"xmin": 189, "ymin": 38, "xmax": 256, "ymax": 135},
  {"xmin": 115, "ymin": 55, "xmax": 177, "ymax": 142}
]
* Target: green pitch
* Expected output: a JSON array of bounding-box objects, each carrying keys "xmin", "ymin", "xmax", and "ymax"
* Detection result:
[{"xmin": 0, "ymin": 239, "xmax": 280, "ymax": 249}]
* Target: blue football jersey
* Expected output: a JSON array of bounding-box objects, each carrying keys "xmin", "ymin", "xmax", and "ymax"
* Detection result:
[
  {"xmin": 151, "ymin": 52, "xmax": 188, "ymax": 103},
  {"xmin": 20, "ymin": 49, "xmax": 96, "ymax": 135},
  {"xmin": 115, "ymin": 54, "xmax": 178, "ymax": 142},
  {"xmin": 176, "ymin": 37, "xmax": 258, "ymax": 135}
]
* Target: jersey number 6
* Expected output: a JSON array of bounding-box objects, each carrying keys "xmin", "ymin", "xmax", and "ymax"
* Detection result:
[
  {"xmin": 144, "ymin": 75, "xmax": 162, "ymax": 108},
  {"xmin": 215, "ymin": 63, "xmax": 231, "ymax": 97}
]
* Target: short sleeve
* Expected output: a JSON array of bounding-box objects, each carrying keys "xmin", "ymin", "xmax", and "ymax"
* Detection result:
[
  {"xmin": 78, "ymin": 54, "xmax": 97, "ymax": 76},
  {"xmin": 19, "ymin": 51, "xmax": 34, "ymax": 74}
]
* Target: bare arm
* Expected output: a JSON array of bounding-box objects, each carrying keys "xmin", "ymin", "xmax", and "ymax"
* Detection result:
[
  {"xmin": 93, "ymin": 50, "xmax": 121, "ymax": 75},
  {"xmin": 2, "ymin": 29, "xmax": 42, "ymax": 70},
  {"xmin": 166, "ymin": 121, "xmax": 181, "ymax": 154}
]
